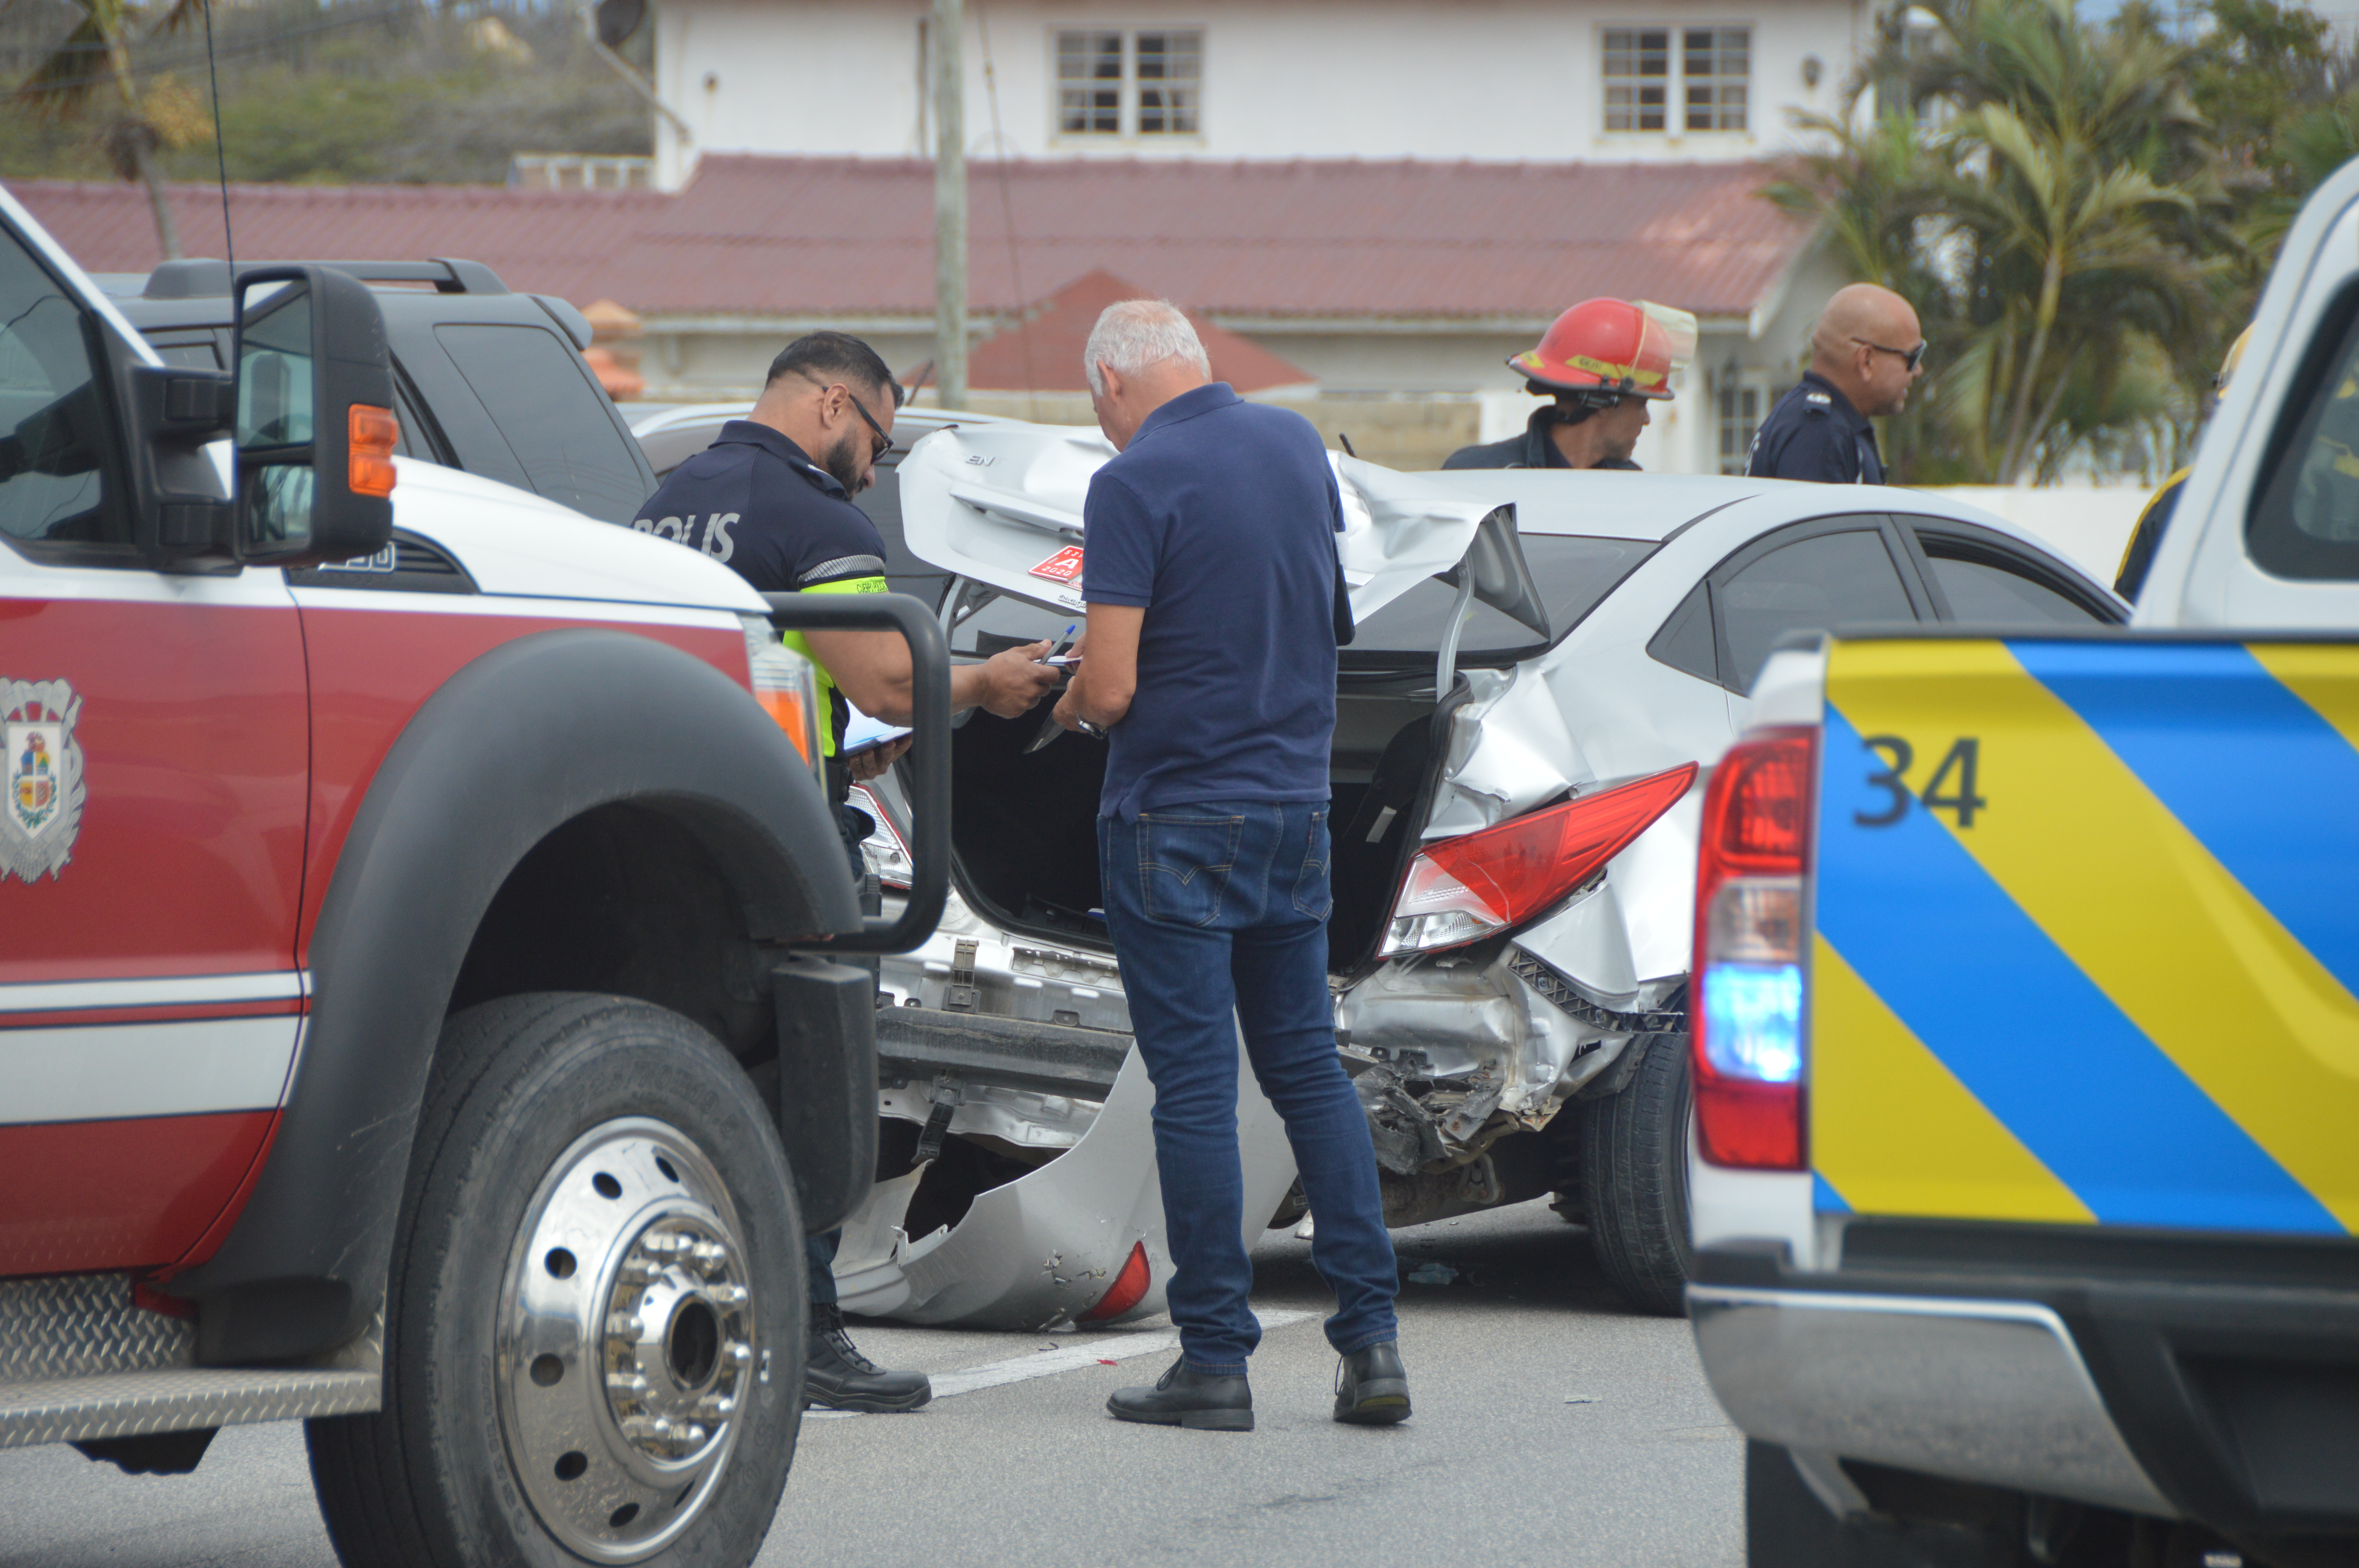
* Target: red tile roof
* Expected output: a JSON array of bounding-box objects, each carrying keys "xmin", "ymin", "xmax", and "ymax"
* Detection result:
[
  {"xmin": 9, "ymin": 156, "xmax": 1812, "ymax": 324},
  {"xmin": 6, "ymin": 178, "xmax": 666, "ymax": 303},
  {"xmin": 967, "ymin": 268, "xmax": 1312, "ymax": 392}
]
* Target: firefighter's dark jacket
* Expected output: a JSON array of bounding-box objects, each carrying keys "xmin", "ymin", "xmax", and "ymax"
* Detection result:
[
  {"xmin": 1746, "ymin": 370, "xmax": 1885, "ymax": 483},
  {"xmin": 1443, "ymin": 406, "xmax": 1643, "ymax": 471}
]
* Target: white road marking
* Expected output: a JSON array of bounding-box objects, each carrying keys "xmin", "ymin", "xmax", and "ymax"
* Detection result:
[{"xmin": 808, "ymin": 1308, "xmax": 1318, "ymax": 1418}]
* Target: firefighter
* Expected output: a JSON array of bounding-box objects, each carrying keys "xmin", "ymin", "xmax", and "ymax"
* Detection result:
[
  {"xmin": 2116, "ymin": 325, "xmax": 2254, "ymax": 600},
  {"xmin": 1444, "ymin": 298, "xmax": 1698, "ymax": 471}
]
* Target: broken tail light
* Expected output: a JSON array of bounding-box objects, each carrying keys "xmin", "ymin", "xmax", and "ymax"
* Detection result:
[
  {"xmin": 1078, "ymin": 1241, "xmax": 1151, "ymax": 1322},
  {"xmin": 849, "ymin": 784, "xmax": 914, "ymax": 891},
  {"xmin": 1692, "ymin": 727, "xmax": 1815, "ymax": 1170},
  {"xmin": 1379, "ymin": 762, "xmax": 1699, "ymax": 958}
]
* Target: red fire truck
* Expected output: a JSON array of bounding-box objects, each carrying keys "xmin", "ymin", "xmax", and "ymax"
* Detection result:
[{"xmin": 0, "ymin": 190, "xmax": 948, "ymax": 1567}]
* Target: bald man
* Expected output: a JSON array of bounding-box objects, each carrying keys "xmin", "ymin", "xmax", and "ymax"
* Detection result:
[{"xmin": 1746, "ymin": 284, "xmax": 1925, "ymax": 484}]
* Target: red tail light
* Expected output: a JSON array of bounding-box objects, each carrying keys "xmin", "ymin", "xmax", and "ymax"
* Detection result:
[
  {"xmin": 1079, "ymin": 1241, "xmax": 1151, "ymax": 1322},
  {"xmin": 1692, "ymin": 727, "xmax": 1816, "ymax": 1170},
  {"xmin": 1381, "ymin": 762, "xmax": 1699, "ymax": 958}
]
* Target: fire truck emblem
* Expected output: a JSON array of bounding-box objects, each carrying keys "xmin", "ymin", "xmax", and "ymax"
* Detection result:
[{"xmin": 2, "ymin": 678, "xmax": 85, "ymax": 882}]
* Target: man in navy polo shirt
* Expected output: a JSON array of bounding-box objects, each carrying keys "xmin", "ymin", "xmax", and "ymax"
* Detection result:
[{"xmin": 1053, "ymin": 301, "xmax": 1407, "ymax": 1432}]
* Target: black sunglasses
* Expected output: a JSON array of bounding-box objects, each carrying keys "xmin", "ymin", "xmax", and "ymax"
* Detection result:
[
  {"xmin": 1853, "ymin": 336, "xmax": 1928, "ymax": 373},
  {"xmin": 800, "ymin": 374, "xmax": 895, "ymax": 462}
]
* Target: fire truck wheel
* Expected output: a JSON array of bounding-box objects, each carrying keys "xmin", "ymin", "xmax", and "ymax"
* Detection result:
[
  {"xmin": 307, "ymin": 992, "xmax": 807, "ymax": 1568},
  {"xmin": 1578, "ymin": 1029, "xmax": 1695, "ymax": 1317}
]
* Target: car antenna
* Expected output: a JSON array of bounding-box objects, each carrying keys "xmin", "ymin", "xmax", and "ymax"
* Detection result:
[{"xmin": 200, "ymin": 0, "xmax": 233, "ymax": 285}]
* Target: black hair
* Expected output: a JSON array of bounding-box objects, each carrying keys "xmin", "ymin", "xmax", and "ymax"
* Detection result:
[{"xmin": 766, "ymin": 331, "xmax": 905, "ymax": 408}]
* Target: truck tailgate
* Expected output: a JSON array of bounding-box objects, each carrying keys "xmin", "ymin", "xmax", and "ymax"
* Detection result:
[{"xmin": 1810, "ymin": 634, "xmax": 2359, "ymax": 1237}]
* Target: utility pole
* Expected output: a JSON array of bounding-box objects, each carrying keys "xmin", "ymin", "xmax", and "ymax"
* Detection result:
[{"xmin": 932, "ymin": 0, "xmax": 967, "ymax": 410}]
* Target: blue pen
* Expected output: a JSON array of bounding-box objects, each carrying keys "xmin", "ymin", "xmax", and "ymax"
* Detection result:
[{"xmin": 1044, "ymin": 623, "xmax": 1079, "ymax": 661}]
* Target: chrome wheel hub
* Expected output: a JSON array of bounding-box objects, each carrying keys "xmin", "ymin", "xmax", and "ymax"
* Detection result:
[{"xmin": 498, "ymin": 1119, "xmax": 759, "ymax": 1563}]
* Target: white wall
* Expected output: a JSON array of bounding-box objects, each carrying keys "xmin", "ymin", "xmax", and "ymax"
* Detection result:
[{"xmin": 654, "ymin": 0, "xmax": 1872, "ymax": 187}]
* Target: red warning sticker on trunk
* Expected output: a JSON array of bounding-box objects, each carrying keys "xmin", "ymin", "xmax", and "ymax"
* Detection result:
[{"xmin": 1029, "ymin": 545, "xmax": 1085, "ymax": 584}]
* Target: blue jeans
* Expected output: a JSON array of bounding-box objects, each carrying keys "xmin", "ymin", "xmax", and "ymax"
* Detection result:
[{"xmin": 1099, "ymin": 800, "xmax": 1399, "ymax": 1373}]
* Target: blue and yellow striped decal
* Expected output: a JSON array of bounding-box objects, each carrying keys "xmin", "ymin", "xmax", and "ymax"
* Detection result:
[{"xmin": 1811, "ymin": 637, "xmax": 2359, "ymax": 1236}]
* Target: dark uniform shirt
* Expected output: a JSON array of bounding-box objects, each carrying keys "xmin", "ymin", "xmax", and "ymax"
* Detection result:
[
  {"xmin": 634, "ymin": 419, "xmax": 889, "ymax": 784},
  {"xmin": 1746, "ymin": 371, "xmax": 1885, "ymax": 484},
  {"xmin": 1443, "ymin": 406, "xmax": 1643, "ymax": 471}
]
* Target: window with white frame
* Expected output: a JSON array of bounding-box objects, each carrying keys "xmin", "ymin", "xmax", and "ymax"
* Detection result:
[
  {"xmin": 1719, "ymin": 373, "xmax": 1768, "ymax": 474},
  {"xmin": 1056, "ymin": 29, "xmax": 1201, "ymax": 138},
  {"xmin": 1603, "ymin": 26, "xmax": 1750, "ymax": 134}
]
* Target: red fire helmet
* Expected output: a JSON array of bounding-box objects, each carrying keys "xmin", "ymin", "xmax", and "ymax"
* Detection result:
[{"xmin": 1510, "ymin": 299, "xmax": 1699, "ymax": 399}]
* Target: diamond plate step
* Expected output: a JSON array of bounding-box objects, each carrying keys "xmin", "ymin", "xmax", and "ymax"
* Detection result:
[
  {"xmin": 0, "ymin": 1274, "xmax": 193, "ymax": 1381},
  {"xmin": 0, "ymin": 1367, "xmax": 380, "ymax": 1449}
]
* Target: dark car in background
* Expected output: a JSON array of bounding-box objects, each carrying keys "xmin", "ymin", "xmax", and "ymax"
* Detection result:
[{"xmin": 96, "ymin": 257, "xmax": 656, "ymax": 525}]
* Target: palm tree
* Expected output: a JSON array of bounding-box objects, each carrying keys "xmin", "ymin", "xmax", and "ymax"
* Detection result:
[
  {"xmin": 1773, "ymin": 0, "xmax": 2226, "ymax": 483},
  {"xmin": 1931, "ymin": 0, "xmax": 2219, "ymax": 480},
  {"xmin": 13, "ymin": 0, "xmax": 213, "ymax": 260}
]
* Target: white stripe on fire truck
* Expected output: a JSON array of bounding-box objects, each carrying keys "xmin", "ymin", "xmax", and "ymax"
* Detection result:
[
  {"xmin": 0, "ymin": 1015, "xmax": 303, "ymax": 1124},
  {"xmin": 0, "ymin": 970, "xmax": 307, "ymax": 1016}
]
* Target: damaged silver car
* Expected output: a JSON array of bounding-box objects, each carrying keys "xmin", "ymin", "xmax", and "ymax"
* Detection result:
[{"xmin": 638, "ymin": 408, "xmax": 2123, "ymax": 1323}]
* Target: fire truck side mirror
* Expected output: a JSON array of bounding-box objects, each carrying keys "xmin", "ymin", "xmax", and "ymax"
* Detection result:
[{"xmin": 231, "ymin": 265, "xmax": 396, "ymax": 570}]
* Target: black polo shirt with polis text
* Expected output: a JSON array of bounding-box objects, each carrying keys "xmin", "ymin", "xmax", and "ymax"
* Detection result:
[{"xmin": 634, "ymin": 420, "xmax": 889, "ymax": 760}]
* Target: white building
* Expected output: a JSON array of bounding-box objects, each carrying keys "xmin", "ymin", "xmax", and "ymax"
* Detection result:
[
  {"xmin": 619, "ymin": 0, "xmax": 1875, "ymax": 471},
  {"xmin": 650, "ymin": 0, "xmax": 1874, "ymax": 186}
]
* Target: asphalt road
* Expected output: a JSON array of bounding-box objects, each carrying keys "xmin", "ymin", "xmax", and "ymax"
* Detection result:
[{"xmin": 0, "ymin": 1200, "xmax": 1743, "ymax": 1568}]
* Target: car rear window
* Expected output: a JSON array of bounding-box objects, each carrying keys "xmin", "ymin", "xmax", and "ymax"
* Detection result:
[
  {"xmin": 1342, "ymin": 534, "xmax": 1657, "ymax": 667},
  {"xmin": 434, "ymin": 323, "xmax": 649, "ymax": 524}
]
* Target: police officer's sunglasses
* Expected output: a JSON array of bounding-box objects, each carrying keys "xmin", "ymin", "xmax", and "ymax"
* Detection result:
[
  {"xmin": 800, "ymin": 374, "xmax": 895, "ymax": 463},
  {"xmin": 1853, "ymin": 337, "xmax": 1928, "ymax": 373}
]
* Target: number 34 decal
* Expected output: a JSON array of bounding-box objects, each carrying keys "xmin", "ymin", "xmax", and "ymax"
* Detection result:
[{"xmin": 1856, "ymin": 735, "xmax": 1986, "ymax": 828}]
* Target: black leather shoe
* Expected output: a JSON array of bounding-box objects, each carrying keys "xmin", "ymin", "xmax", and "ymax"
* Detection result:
[
  {"xmin": 1333, "ymin": 1341, "xmax": 1411, "ymax": 1425},
  {"xmin": 1106, "ymin": 1355, "xmax": 1254, "ymax": 1431},
  {"xmin": 804, "ymin": 1305, "xmax": 931, "ymax": 1412}
]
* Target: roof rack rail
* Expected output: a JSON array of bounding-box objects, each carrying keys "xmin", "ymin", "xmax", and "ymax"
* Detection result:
[{"xmin": 141, "ymin": 257, "xmax": 511, "ymax": 299}]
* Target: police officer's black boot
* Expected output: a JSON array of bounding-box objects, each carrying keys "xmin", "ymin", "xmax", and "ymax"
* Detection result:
[{"xmin": 804, "ymin": 1304, "xmax": 931, "ymax": 1412}]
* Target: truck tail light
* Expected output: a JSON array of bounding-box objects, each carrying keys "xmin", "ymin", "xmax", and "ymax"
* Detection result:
[
  {"xmin": 739, "ymin": 617, "xmax": 825, "ymax": 781},
  {"xmin": 1078, "ymin": 1241, "xmax": 1151, "ymax": 1322},
  {"xmin": 348, "ymin": 404, "xmax": 398, "ymax": 498},
  {"xmin": 1692, "ymin": 727, "xmax": 1816, "ymax": 1170},
  {"xmin": 1380, "ymin": 763, "xmax": 1697, "ymax": 958}
]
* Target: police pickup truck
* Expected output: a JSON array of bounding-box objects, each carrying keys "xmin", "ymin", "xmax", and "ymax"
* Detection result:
[
  {"xmin": 1687, "ymin": 164, "xmax": 2359, "ymax": 1566},
  {"xmin": 0, "ymin": 191, "xmax": 949, "ymax": 1566}
]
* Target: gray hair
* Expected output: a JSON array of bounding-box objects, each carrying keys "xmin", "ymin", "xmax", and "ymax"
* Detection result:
[{"xmin": 1083, "ymin": 299, "xmax": 1211, "ymax": 396}]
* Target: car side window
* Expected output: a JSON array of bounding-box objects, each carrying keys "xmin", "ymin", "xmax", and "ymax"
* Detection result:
[
  {"xmin": 1924, "ymin": 551, "xmax": 2108, "ymax": 626},
  {"xmin": 1716, "ymin": 526, "xmax": 1917, "ymax": 693},
  {"xmin": 2250, "ymin": 280, "xmax": 2359, "ymax": 579},
  {"xmin": 1648, "ymin": 580, "xmax": 1718, "ymax": 683},
  {"xmin": 433, "ymin": 323, "xmax": 650, "ymax": 524},
  {"xmin": 0, "ymin": 229, "xmax": 128, "ymax": 547}
]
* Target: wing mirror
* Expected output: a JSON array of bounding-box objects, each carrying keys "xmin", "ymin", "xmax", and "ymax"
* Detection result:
[{"xmin": 230, "ymin": 265, "xmax": 396, "ymax": 568}]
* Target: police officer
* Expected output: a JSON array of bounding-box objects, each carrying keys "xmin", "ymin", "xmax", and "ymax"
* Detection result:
[
  {"xmin": 636, "ymin": 331, "xmax": 1060, "ymax": 1412},
  {"xmin": 1747, "ymin": 283, "xmax": 1924, "ymax": 483},
  {"xmin": 1445, "ymin": 298, "xmax": 1696, "ymax": 471}
]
